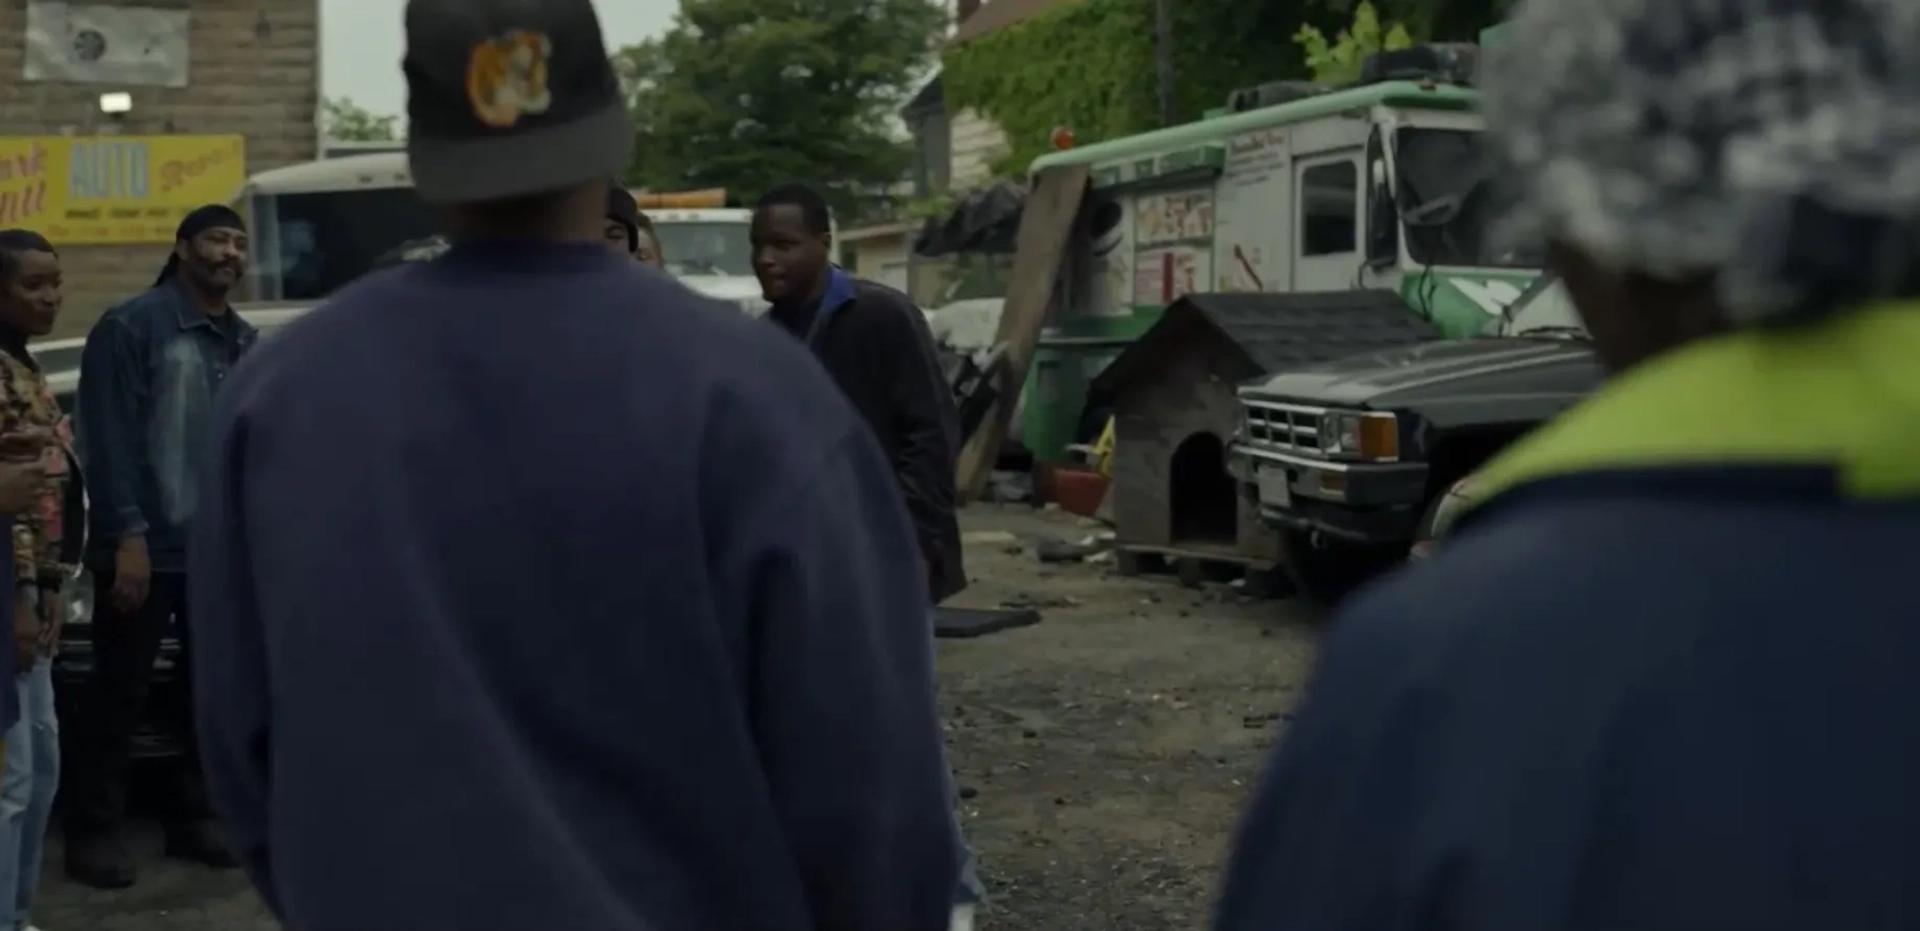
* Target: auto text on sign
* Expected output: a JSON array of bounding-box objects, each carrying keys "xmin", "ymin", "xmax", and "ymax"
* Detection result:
[{"xmin": 0, "ymin": 135, "xmax": 246, "ymax": 244}]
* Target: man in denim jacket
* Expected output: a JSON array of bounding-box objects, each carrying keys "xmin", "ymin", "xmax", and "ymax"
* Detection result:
[{"xmin": 66, "ymin": 205, "xmax": 254, "ymax": 888}]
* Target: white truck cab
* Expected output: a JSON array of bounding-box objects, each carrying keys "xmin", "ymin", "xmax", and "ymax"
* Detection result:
[
  {"xmin": 236, "ymin": 152, "xmax": 429, "ymax": 305},
  {"xmin": 634, "ymin": 201, "xmax": 763, "ymax": 313}
]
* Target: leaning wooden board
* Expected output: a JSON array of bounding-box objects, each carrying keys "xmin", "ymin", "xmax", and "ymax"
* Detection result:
[{"xmin": 954, "ymin": 164, "xmax": 1090, "ymax": 501}]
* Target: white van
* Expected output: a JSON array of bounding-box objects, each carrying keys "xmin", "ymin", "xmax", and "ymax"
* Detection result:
[
  {"xmin": 236, "ymin": 152, "xmax": 429, "ymax": 305},
  {"xmin": 233, "ymin": 153, "xmax": 765, "ymax": 312}
]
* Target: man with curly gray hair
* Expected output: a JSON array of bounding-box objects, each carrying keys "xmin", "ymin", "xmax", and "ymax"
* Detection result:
[{"xmin": 1212, "ymin": 2, "xmax": 1920, "ymax": 928}]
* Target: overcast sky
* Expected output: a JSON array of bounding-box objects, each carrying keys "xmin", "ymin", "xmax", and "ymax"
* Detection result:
[{"xmin": 321, "ymin": 0, "xmax": 678, "ymax": 117}]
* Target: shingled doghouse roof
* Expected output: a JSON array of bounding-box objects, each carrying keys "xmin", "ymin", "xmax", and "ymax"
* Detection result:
[{"xmin": 1091, "ymin": 290, "xmax": 1443, "ymax": 396}]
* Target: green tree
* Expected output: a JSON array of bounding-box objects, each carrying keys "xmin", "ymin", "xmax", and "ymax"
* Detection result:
[
  {"xmin": 322, "ymin": 96, "xmax": 400, "ymax": 142},
  {"xmin": 617, "ymin": 0, "xmax": 945, "ymax": 219},
  {"xmin": 1294, "ymin": 1, "xmax": 1414, "ymax": 85},
  {"xmin": 941, "ymin": 0, "xmax": 1515, "ymax": 181},
  {"xmin": 1347, "ymin": 0, "xmax": 1513, "ymax": 43}
]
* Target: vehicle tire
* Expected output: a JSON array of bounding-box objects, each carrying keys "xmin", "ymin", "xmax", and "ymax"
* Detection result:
[
  {"xmin": 1408, "ymin": 478, "xmax": 1478, "ymax": 562},
  {"xmin": 1278, "ymin": 530, "xmax": 1403, "ymax": 610},
  {"xmin": 1407, "ymin": 491, "xmax": 1448, "ymax": 562}
]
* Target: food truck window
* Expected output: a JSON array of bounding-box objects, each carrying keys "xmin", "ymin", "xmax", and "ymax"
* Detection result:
[{"xmin": 1299, "ymin": 161, "xmax": 1359, "ymax": 256}]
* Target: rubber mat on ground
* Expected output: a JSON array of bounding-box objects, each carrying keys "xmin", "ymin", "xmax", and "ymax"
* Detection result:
[{"xmin": 934, "ymin": 606, "xmax": 1041, "ymax": 639}]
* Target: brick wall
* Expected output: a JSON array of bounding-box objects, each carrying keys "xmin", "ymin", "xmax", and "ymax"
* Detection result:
[{"xmin": 0, "ymin": 0, "xmax": 320, "ymax": 337}]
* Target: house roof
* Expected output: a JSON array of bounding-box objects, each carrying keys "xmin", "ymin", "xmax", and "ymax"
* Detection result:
[
  {"xmin": 1092, "ymin": 290, "xmax": 1442, "ymax": 395},
  {"xmin": 949, "ymin": 0, "xmax": 1083, "ymax": 45}
]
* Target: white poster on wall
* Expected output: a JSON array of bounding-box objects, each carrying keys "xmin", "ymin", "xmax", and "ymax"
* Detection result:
[
  {"xmin": 24, "ymin": 2, "xmax": 191, "ymax": 88},
  {"xmin": 1130, "ymin": 187, "xmax": 1214, "ymax": 307},
  {"xmin": 1213, "ymin": 128, "xmax": 1290, "ymax": 292},
  {"xmin": 1132, "ymin": 245, "xmax": 1212, "ymax": 306},
  {"xmin": 1135, "ymin": 189, "xmax": 1213, "ymax": 247}
]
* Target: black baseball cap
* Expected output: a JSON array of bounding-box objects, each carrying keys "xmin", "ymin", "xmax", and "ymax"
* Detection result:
[
  {"xmin": 606, "ymin": 186, "xmax": 639, "ymax": 250},
  {"xmin": 403, "ymin": 0, "xmax": 632, "ymax": 204}
]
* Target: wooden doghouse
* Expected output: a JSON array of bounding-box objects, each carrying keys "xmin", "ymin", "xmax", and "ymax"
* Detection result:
[{"xmin": 1088, "ymin": 291, "xmax": 1439, "ymax": 587}]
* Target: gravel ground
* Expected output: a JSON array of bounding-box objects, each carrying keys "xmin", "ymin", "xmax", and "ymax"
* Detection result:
[
  {"xmin": 33, "ymin": 503, "xmax": 1325, "ymax": 929},
  {"xmin": 941, "ymin": 504, "xmax": 1320, "ymax": 931}
]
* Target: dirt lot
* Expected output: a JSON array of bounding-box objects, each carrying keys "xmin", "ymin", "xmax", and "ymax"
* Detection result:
[
  {"xmin": 34, "ymin": 503, "xmax": 1324, "ymax": 929},
  {"xmin": 942, "ymin": 504, "xmax": 1321, "ymax": 930}
]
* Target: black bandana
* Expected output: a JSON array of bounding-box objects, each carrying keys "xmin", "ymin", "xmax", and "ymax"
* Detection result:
[{"xmin": 154, "ymin": 204, "xmax": 247, "ymax": 286}]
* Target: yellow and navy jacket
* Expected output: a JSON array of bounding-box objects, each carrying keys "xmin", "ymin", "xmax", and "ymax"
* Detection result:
[{"xmin": 1216, "ymin": 302, "xmax": 1920, "ymax": 930}]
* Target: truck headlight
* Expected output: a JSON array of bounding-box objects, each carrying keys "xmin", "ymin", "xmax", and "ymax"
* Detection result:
[{"xmin": 1319, "ymin": 411, "xmax": 1399, "ymax": 461}]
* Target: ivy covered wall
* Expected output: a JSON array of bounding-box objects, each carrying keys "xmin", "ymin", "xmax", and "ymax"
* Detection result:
[
  {"xmin": 942, "ymin": 0, "xmax": 1346, "ymax": 177},
  {"xmin": 941, "ymin": 0, "xmax": 1511, "ymax": 179}
]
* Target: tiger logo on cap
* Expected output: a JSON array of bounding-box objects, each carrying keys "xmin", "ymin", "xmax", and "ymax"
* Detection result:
[{"xmin": 465, "ymin": 30, "xmax": 553, "ymax": 129}]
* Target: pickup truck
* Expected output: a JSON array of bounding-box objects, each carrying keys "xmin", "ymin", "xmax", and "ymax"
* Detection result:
[{"xmin": 1228, "ymin": 276, "xmax": 1602, "ymax": 604}]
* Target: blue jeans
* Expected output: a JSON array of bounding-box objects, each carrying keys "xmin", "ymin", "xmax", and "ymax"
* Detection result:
[
  {"xmin": 944, "ymin": 746, "xmax": 984, "ymax": 906},
  {"xmin": 929, "ymin": 609, "xmax": 983, "ymax": 908},
  {"xmin": 0, "ymin": 660, "xmax": 57, "ymax": 930}
]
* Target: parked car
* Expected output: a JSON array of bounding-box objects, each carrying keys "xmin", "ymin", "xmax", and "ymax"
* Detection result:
[
  {"xmin": 37, "ymin": 305, "xmax": 310, "ymax": 760},
  {"xmin": 1228, "ymin": 275, "xmax": 1602, "ymax": 604}
]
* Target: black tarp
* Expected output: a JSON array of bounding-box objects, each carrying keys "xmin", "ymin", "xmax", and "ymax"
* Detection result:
[{"xmin": 915, "ymin": 181, "xmax": 1026, "ymax": 256}]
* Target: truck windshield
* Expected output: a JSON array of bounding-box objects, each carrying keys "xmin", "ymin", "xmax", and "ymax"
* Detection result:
[
  {"xmin": 1499, "ymin": 274, "xmax": 1585, "ymax": 336},
  {"xmin": 1395, "ymin": 127, "xmax": 1531, "ymax": 269},
  {"xmin": 249, "ymin": 187, "xmax": 440, "ymax": 300},
  {"xmin": 654, "ymin": 222, "xmax": 752, "ymax": 277}
]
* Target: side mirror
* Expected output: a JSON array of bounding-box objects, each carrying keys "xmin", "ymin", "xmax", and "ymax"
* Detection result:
[
  {"xmin": 1362, "ymin": 127, "xmax": 1399, "ymax": 267},
  {"xmin": 1366, "ymin": 160, "xmax": 1398, "ymax": 267}
]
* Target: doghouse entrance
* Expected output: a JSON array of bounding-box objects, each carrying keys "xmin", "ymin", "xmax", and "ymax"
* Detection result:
[{"xmin": 1169, "ymin": 432, "xmax": 1236, "ymax": 543}]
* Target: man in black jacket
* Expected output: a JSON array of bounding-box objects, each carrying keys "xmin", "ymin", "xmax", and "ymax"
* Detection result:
[
  {"xmin": 752, "ymin": 183, "xmax": 965, "ymax": 602},
  {"xmin": 753, "ymin": 183, "xmax": 982, "ymax": 927}
]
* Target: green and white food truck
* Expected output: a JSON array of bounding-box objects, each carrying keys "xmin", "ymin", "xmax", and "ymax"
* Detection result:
[{"xmin": 1013, "ymin": 40, "xmax": 1538, "ymax": 466}]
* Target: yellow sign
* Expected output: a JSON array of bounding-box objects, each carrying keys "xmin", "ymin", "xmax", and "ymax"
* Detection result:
[{"xmin": 0, "ymin": 135, "xmax": 246, "ymax": 245}]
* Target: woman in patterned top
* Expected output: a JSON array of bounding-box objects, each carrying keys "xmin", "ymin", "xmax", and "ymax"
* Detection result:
[{"xmin": 0, "ymin": 228, "xmax": 81, "ymax": 931}]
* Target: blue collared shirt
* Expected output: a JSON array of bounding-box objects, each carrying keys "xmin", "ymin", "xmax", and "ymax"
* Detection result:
[{"xmin": 75, "ymin": 280, "xmax": 256, "ymax": 571}]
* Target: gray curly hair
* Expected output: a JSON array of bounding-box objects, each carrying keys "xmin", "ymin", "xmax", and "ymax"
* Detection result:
[{"xmin": 1482, "ymin": 0, "xmax": 1920, "ymax": 324}]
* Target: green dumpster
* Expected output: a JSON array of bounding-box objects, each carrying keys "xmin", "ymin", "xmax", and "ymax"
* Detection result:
[{"xmin": 1020, "ymin": 311, "xmax": 1160, "ymax": 464}]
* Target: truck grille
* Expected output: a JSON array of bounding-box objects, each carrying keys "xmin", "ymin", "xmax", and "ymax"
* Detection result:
[{"xmin": 1241, "ymin": 401, "xmax": 1324, "ymax": 455}]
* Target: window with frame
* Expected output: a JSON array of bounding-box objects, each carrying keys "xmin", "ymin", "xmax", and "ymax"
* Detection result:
[
  {"xmin": 250, "ymin": 188, "xmax": 440, "ymax": 301},
  {"xmin": 1300, "ymin": 161, "xmax": 1359, "ymax": 256}
]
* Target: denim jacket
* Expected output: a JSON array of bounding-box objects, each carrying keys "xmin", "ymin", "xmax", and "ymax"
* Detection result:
[{"xmin": 76, "ymin": 281, "xmax": 256, "ymax": 572}]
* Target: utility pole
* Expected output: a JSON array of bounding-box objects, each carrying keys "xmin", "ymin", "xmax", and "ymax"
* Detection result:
[{"xmin": 1155, "ymin": 0, "xmax": 1174, "ymax": 125}]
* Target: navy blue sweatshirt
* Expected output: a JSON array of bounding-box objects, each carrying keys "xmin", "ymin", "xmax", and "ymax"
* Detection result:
[
  {"xmin": 188, "ymin": 239, "xmax": 958, "ymax": 931},
  {"xmin": 1213, "ymin": 303, "xmax": 1920, "ymax": 931}
]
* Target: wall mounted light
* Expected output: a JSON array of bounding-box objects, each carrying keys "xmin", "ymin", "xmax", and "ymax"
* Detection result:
[{"xmin": 98, "ymin": 92, "xmax": 132, "ymax": 115}]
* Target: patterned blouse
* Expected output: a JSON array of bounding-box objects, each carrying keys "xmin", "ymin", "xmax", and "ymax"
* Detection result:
[{"xmin": 0, "ymin": 347, "xmax": 75, "ymax": 592}]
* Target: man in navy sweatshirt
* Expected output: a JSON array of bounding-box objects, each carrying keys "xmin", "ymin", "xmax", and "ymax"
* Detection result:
[{"xmin": 186, "ymin": 1, "xmax": 957, "ymax": 928}]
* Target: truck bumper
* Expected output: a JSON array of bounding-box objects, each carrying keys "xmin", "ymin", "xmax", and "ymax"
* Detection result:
[{"xmin": 1228, "ymin": 444, "xmax": 1428, "ymax": 545}]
